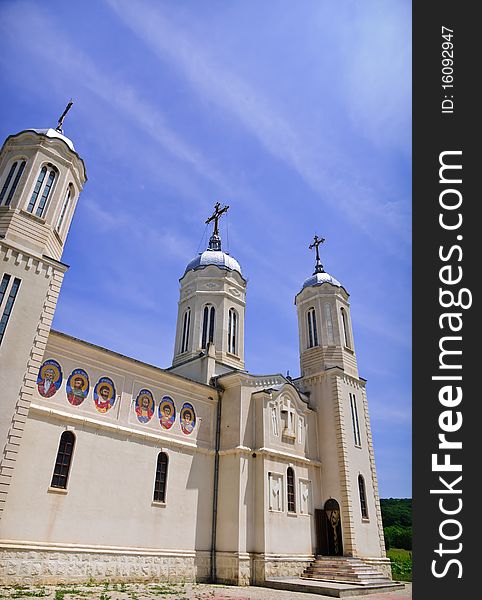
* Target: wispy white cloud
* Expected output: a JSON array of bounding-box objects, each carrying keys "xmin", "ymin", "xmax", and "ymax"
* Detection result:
[
  {"xmin": 338, "ymin": 2, "xmax": 412, "ymax": 154},
  {"xmin": 105, "ymin": 0, "xmax": 411, "ymax": 252},
  {"xmin": 83, "ymin": 197, "xmax": 194, "ymax": 262},
  {"xmin": 0, "ymin": 1, "xmax": 229, "ymax": 193}
]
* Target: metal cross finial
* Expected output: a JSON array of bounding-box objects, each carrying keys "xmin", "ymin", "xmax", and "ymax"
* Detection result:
[
  {"xmin": 309, "ymin": 234, "xmax": 325, "ymax": 274},
  {"xmin": 205, "ymin": 202, "xmax": 229, "ymax": 238},
  {"xmin": 55, "ymin": 99, "xmax": 74, "ymax": 134}
]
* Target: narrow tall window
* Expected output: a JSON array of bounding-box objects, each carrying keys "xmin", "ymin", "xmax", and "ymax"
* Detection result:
[
  {"xmin": 209, "ymin": 306, "xmax": 215, "ymax": 344},
  {"xmin": 50, "ymin": 431, "xmax": 75, "ymax": 489},
  {"xmin": 201, "ymin": 306, "xmax": 209, "ymax": 349},
  {"xmin": 324, "ymin": 303, "xmax": 335, "ymax": 344},
  {"xmin": 27, "ymin": 166, "xmax": 56, "ymax": 217},
  {"xmin": 287, "ymin": 467, "xmax": 296, "ymax": 513},
  {"xmin": 180, "ymin": 308, "xmax": 191, "ymax": 353},
  {"xmin": 36, "ymin": 169, "xmax": 56, "ymax": 217},
  {"xmin": 0, "ymin": 276, "xmax": 21, "ymax": 346},
  {"xmin": 349, "ymin": 394, "xmax": 361, "ymax": 446},
  {"xmin": 358, "ymin": 474, "xmax": 368, "ymax": 518},
  {"xmin": 153, "ymin": 452, "xmax": 168, "ymax": 502},
  {"xmin": 27, "ymin": 167, "xmax": 47, "ymax": 213},
  {"xmin": 228, "ymin": 308, "xmax": 237, "ymax": 354},
  {"xmin": 340, "ymin": 307, "xmax": 350, "ymax": 348},
  {"xmin": 201, "ymin": 305, "xmax": 215, "ymax": 349},
  {"xmin": 0, "ymin": 274, "xmax": 11, "ymax": 307},
  {"xmin": 0, "ymin": 161, "xmax": 26, "ymax": 206},
  {"xmin": 56, "ymin": 186, "xmax": 72, "ymax": 232},
  {"xmin": 307, "ymin": 307, "xmax": 318, "ymax": 348}
]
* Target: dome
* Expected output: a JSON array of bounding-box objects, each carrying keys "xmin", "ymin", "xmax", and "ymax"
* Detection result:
[
  {"xmin": 184, "ymin": 249, "xmax": 243, "ymax": 276},
  {"xmin": 302, "ymin": 270, "xmax": 341, "ymax": 290},
  {"xmin": 28, "ymin": 128, "xmax": 75, "ymax": 152}
]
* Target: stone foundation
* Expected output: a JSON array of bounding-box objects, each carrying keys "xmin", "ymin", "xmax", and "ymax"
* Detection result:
[
  {"xmin": 0, "ymin": 542, "xmax": 211, "ymax": 586},
  {"xmin": 1, "ymin": 544, "xmax": 387, "ymax": 586},
  {"xmin": 253, "ymin": 553, "xmax": 314, "ymax": 584},
  {"xmin": 215, "ymin": 552, "xmax": 251, "ymax": 586},
  {"xmin": 360, "ymin": 556, "xmax": 393, "ymax": 579}
]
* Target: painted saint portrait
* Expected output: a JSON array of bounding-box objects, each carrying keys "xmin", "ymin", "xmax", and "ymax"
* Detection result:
[
  {"xmin": 180, "ymin": 402, "xmax": 196, "ymax": 435},
  {"xmin": 66, "ymin": 368, "xmax": 89, "ymax": 406},
  {"xmin": 37, "ymin": 359, "xmax": 62, "ymax": 398},
  {"xmin": 135, "ymin": 389, "xmax": 154, "ymax": 423},
  {"xmin": 93, "ymin": 377, "xmax": 116, "ymax": 414},
  {"xmin": 159, "ymin": 396, "xmax": 176, "ymax": 430}
]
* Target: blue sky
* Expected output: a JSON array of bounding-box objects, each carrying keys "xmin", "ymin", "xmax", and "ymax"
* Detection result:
[{"xmin": 0, "ymin": 0, "xmax": 411, "ymax": 498}]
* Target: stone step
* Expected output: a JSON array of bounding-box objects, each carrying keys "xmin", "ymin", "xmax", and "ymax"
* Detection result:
[
  {"xmin": 306, "ymin": 565, "xmax": 377, "ymax": 572},
  {"xmin": 301, "ymin": 574, "xmax": 394, "ymax": 587},
  {"xmin": 311, "ymin": 561, "xmax": 369, "ymax": 568},
  {"xmin": 301, "ymin": 556, "xmax": 392, "ymax": 587},
  {"xmin": 304, "ymin": 572, "xmax": 384, "ymax": 580},
  {"xmin": 305, "ymin": 567, "xmax": 380, "ymax": 574}
]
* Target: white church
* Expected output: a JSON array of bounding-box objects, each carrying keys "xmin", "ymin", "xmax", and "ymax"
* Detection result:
[{"xmin": 0, "ymin": 113, "xmax": 391, "ymax": 587}]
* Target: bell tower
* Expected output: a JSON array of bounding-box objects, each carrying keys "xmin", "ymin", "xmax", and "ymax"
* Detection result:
[
  {"xmin": 295, "ymin": 235, "xmax": 358, "ymax": 379},
  {"xmin": 0, "ymin": 104, "xmax": 87, "ymax": 516},
  {"xmin": 294, "ymin": 235, "xmax": 386, "ymax": 563},
  {"xmin": 170, "ymin": 203, "xmax": 246, "ymax": 384}
]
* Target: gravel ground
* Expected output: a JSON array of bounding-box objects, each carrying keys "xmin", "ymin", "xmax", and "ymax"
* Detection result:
[{"xmin": 0, "ymin": 581, "xmax": 411, "ymax": 600}]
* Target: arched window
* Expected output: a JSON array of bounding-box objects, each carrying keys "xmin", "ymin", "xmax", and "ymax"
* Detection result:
[
  {"xmin": 287, "ymin": 466, "xmax": 296, "ymax": 513},
  {"xmin": 340, "ymin": 307, "xmax": 350, "ymax": 348},
  {"xmin": 50, "ymin": 431, "xmax": 75, "ymax": 489},
  {"xmin": 307, "ymin": 307, "xmax": 318, "ymax": 348},
  {"xmin": 324, "ymin": 303, "xmax": 335, "ymax": 345},
  {"xmin": 180, "ymin": 308, "xmax": 191, "ymax": 353},
  {"xmin": 27, "ymin": 165, "xmax": 57, "ymax": 217},
  {"xmin": 0, "ymin": 160, "xmax": 26, "ymax": 206},
  {"xmin": 228, "ymin": 308, "xmax": 238, "ymax": 354},
  {"xmin": 358, "ymin": 474, "xmax": 368, "ymax": 519},
  {"xmin": 56, "ymin": 185, "xmax": 73, "ymax": 233},
  {"xmin": 0, "ymin": 275, "xmax": 21, "ymax": 347},
  {"xmin": 201, "ymin": 305, "xmax": 215, "ymax": 349},
  {"xmin": 350, "ymin": 393, "xmax": 361, "ymax": 447},
  {"xmin": 153, "ymin": 452, "xmax": 168, "ymax": 503}
]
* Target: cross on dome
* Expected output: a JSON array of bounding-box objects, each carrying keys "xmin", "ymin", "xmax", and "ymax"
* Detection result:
[
  {"xmin": 55, "ymin": 100, "xmax": 74, "ymax": 134},
  {"xmin": 309, "ymin": 234, "xmax": 325, "ymax": 274},
  {"xmin": 205, "ymin": 202, "xmax": 229, "ymax": 251}
]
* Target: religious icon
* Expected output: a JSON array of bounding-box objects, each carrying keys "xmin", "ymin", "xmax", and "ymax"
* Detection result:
[
  {"xmin": 159, "ymin": 396, "xmax": 176, "ymax": 430},
  {"xmin": 66, "ymin": 368, "xmax": 89, "ymax": 406},
  {"xmin": 180, "ymin": 402, "xmax": 196, "ymax": 435},
  {"xmin": 135, "ymin": 389, "xmax": 154, "ymax": 423},
  {"xmin": 37, "ymin": 359, "xmax": 62, "ymax": 398},
  {"xmin": 93, "ymin": 377, "xmax": 116, "ymax": 413}
]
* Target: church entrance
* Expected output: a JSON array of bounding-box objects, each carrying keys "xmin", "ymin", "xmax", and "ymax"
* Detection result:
[{"xmin": 315, "ymin": 499, "xmax": 344, "ymax": 556}]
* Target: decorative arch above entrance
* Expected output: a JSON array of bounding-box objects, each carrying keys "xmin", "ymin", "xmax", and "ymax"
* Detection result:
[{"xmin": 315, "ymin": 498, "xmax": 344, "ymax": 556}]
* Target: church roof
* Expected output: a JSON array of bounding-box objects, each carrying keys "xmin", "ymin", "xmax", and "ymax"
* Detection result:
[
  {"xmin": 301, "ymin": 270, "xmax": 341, "ymax": 290},
  {"xmin": 28, "ymin": 128, "xmax": 75, "ymax": 151},
  {"xmin": 184, "ymin": 249, "xmax": 243, "ymax": 276}
]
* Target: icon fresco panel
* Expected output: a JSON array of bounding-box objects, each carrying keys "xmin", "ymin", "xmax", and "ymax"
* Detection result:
[
  {"xmin": 135, "ymin": 389, "xmax": 154, "ymax": 423},
  {"xmin": 66, "ymin": 368, "xmax": 89, "ymax": 406},
  {"xmin": 159, "ymin": 396, "xmax": 176, "ymax": 430},
  {"xmin": 37, "ymin": 359, "xmax": 63, "ymax": 398},
  {"xmin": 180, "ymin": 402, "xmax": 196, "ymax": 435},
  {"xmin": 94, "ymin": 377, "xmax": 116, "ymax": 413}
]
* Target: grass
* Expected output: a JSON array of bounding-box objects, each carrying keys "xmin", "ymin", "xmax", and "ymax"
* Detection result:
[
  {"xmin": 387, "ymin": 547, "xmax": 412, "ymax": 581},
  {"xmin": 145, "ymin": 584, "xmax": 182, "ymax": 595}
]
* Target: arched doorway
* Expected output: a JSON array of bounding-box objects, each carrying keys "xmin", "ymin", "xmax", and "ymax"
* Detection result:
[{"xmin": 315, "ymin": 498, "xmax": 344, "ymax": 556}]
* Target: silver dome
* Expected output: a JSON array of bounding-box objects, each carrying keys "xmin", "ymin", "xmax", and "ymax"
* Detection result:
[
  {"xmin": 184, "ymin": 249, "xmax": 242, "ymax": 276},
  {"xmin": 28, "ymin": 128, "xmax": 75, "ymax": 151},
  {"xmin": 302, "ymin": 271, "xmax": 341, "ymax": 290}
]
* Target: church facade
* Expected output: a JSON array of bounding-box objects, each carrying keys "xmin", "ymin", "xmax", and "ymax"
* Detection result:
[{"xmin": 0, "ymin": 120, "xmax": 389, "ymax": 585}]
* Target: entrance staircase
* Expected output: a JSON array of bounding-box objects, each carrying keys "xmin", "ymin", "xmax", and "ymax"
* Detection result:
[{"xmin": 301, "ymin": 556, "xmax": 394, "ymax": 586}]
